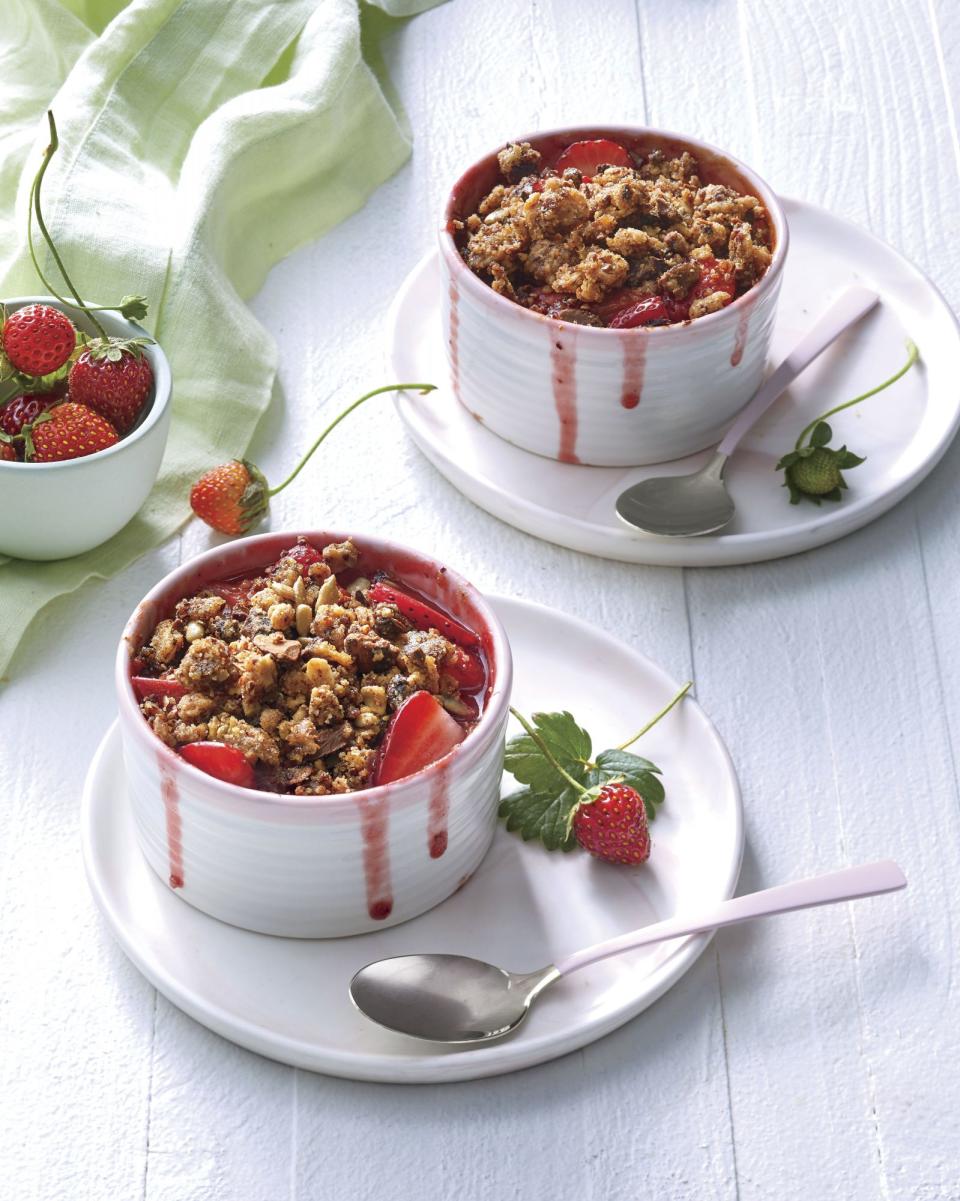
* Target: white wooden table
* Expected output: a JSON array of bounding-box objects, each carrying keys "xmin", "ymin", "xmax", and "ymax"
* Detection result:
[{"xmin": 2, "ymin": 1, "xmax": 959, "ymax": 1196}]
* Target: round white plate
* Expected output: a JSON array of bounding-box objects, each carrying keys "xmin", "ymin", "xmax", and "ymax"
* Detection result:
[
  {"xmin": 82, "ymin": 596, "xmax": 742, "ymax": 1083},
  {"xmin": 389, "ymin": 199, "xmax": 960, "ymax": 567}
]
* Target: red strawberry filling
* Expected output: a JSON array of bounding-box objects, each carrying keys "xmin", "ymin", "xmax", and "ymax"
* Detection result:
[
  {"xmin": 366, "ymin": 578, "xmax": 481, "ymax": 648},
  {"xmin": 553, "ymin": 138, "xmax": 633, "ymax": 176},
  {"xmin": 372, "ymin": 691, "xmax": 466, "ymax": 786},
  {"xmin": 179, "ymin": 742, "xmax": 256, "ymax": 788}
]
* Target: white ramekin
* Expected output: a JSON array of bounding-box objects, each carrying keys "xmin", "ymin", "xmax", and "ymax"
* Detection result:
[
  {"xmin": 116, "ymin": 530, "xmax": 513, "ymax": 939},
  {"xmin": 0, "ymin": 297, "xmax": 172, "ymax": 560},
  {"xmin": 439, "ymin": 126, "xmax": 788, "ymax": 467}
]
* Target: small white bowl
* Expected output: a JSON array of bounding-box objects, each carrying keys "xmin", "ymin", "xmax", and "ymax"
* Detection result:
[
  {"xmin": 439, "ymin": 127, "xmax": 788, "ymax": 467},
  {"xmin": 116, "ymin": 530, "xmax": 513, "ymax": 938},
  {"xmin": 0, "ymin": 297, "xmax": 172, "ymax": 560}
]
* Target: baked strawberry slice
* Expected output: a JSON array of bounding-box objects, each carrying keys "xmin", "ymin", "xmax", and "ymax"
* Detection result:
[
  {"xmin": 443, "ymin": 644, "xmax": 486, "ymax": 693},
  {"xmin": 207, "ymin": 576, "xmax": 255, "ymax": 607},
  {"xmin": 366, "ymin": 579, "xmax": 480, "ymax": 648},
  {"xmin": 690, "ymin": 255, "xmax": 736, "ymax": 304},
  {"xmin": 607, "ymin": 295, "xmax": 671, "ymax": 329},
  {"xmin": 373, "ymin": 691, "xmax": 466, "ymax": 786},
  {"xmin": 179, "ymin": 741, "xmax": 255, "ymax": 788},
  {"xmin": 131, "ymin": 676, "xmax": 188, "ymax": 701},
  {"xmin": 554, "ymin": 138, "xmax": 633, "ymax": 176}
]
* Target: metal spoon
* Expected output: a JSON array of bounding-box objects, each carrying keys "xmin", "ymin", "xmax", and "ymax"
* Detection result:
[
  {"xmin": 615, "ymin": 286, "xmax": 880, "ymax": 537},
  {"xmin": 349, "ymin": 859, "xmax": 905, "ymax": 1044}
]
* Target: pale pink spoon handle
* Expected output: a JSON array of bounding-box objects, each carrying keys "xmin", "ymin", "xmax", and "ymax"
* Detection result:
[
  {"xmin": 554, "ymin": 860, "xmax": 906, "ymax": 976},
  {"xmin": 716, "ymin": 285, "xmax": 880, "ymax": 459}
]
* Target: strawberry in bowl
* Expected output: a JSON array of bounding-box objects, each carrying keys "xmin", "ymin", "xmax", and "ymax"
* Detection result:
[
  {"xmin": 0, "ymin": 112, "xmax": 171, "ymax": 560},
  {"xmin": 116, "ymin": 531, "xmax": 512, "ymax": 937}
]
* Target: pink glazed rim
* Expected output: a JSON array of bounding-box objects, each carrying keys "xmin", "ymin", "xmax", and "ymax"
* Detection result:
[
  {"xmin": 440, "ymin": 124, "xmax": 789, "ymax": 338},
  {"xmin": 115, "ymin": 529, "xmax": 513, "ymax": 816}
]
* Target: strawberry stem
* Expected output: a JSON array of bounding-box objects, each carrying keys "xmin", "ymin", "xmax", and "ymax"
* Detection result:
[
  {"xmin": 27, "ymin": 112, "xmax": 109, "ymax": 340},
  {"xmin": 617, "ymin": 680, "xmax": 692, "ymax": 751},
  {"xmin": 267, "ymin": 383, "xmax": 437, "ymax": 496},
  {"xmin": 794, "ymin": 340, "xmax": 919, "ymax": 451},
  {"xmin": 508, "ymin": 707, "xmax": 588, "ymax": 796}
]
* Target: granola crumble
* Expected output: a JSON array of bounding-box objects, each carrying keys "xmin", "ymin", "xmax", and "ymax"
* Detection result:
[
  {"xmin": 457, "ymin": 138, "xmax": 773, "ymax": 328},
  {"xmin": 133, "ymin": 539, "xmax": 483, "ymax": 795}
]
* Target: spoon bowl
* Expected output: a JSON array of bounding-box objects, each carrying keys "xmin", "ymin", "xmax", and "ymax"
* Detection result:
[
  {"xmin": 349, "ymin": 955, "xmax": 559, "ymax": 1043},
  {"xmin": 616, "ymin": 452, "xmax": 733, "ymax": 537}
]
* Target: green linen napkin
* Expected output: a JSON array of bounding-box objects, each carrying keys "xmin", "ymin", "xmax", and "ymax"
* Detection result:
[{"xmin": 0, "ymin": 0, "xmax": 440, "ymax": 678}]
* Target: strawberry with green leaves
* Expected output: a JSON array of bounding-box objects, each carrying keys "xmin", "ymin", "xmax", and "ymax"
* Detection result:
[
  {"xmin": 0, "ymin": 111, "xmax": 154, "ymax": 448},
  {"xmin": 777, "ymin": 341, "xmax": 918, "ymax": 505},
  {"xmin": 499, "ymin": 682, "xmax": 691, "ymax": 863},
  {"xmin": 190, "ymin": 383, "xmax": 436, "ymax": 534}
]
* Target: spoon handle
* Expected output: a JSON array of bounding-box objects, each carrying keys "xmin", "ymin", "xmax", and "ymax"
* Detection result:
[
  {"xmin": 553, "ymin": 860, "xmax": 906, "ymax": 977},
  {"xmin": 716, "ymin": 285, "xmax": 880, "ymax": 458}
]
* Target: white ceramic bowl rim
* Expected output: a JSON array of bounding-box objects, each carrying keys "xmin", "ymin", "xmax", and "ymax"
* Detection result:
[
  {"xmin": 116, "ymin": 529, "xmax": 513, "ymax": 815},
  {"xmin": 440, "ymin": 124, "xmax": 789, "ymax": 339},
  {"xmin": 0, "ymin": 295, "xmax": 172, "ymax": 473}
]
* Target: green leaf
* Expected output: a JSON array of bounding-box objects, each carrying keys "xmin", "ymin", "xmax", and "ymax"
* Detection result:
[
  {"xmin": 836, "ymin": 448, "xmax": 865, "ymax": 468},
  {"xmin": 588, "ymin": 748, "xmax": 665, "ymax": 819},
  {"xmin": 822, "ymin": 487, "xmax": 843, "ymax": 502},
  {"xmin": 118, "ymin": 294, "xmax": 149, "ymax": 321},
  {"xmin": 810, "ymin": 421, "xmax": 832, "ymax": 447},
  {"xmin": 503, "ymin": 710, "xmax": 591, "ymax": 793},
  {"xmin": 498, "ymin": 784, "xmax": 580, "ymax": 851},
  {"xmin": 775, "ymin": 451, "xmax": 800, "ymax": 470},
  {"xmin": 797, "ymin": 445, "xmax": 815, "ymax": 458}
]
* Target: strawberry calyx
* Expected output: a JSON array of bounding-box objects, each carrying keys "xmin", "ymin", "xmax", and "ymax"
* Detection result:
[
  {"xmin": 776, "ymin": 340, "xmax": 918, "ymax": 506},
  {"xmin": 237, "ymin": 459, "xmax": 270, "ymax": 528},
  {"xmin": 80, "ymin": 335, "xmax": 154, "ymax": 362}
]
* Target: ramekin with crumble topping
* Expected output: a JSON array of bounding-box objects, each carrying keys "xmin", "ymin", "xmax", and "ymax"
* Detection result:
[
  {"xmin": 439, "ymin": 127, "xmax": 788, "ymax": 467},
  {"xmin": 116, "ymin": 531, "xmax": 512, "ymax": 937}
]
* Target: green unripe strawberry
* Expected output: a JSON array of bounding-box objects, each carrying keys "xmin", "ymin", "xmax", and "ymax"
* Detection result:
[{"xmin": 786, "ymin": 447, "xmax": 842, "ymax": 496}]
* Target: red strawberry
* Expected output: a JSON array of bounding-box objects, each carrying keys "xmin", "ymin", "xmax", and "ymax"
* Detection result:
[
  {"xmin": 1, "ymin": 304, "xmax": 76, "ymax": 376},
  {"xmin": 206, "ymin": 576, "xmax": 256, "ymax": 607},
  {"xmin": 607, "ymin": 295, "xmax": 671, "ymax": 329},
  {"xmin": 367, "ymin": 579, "xmax": 480, "ymax": 648},
  {"xmin": 69, "ymin": 340, "xmax": 153, "ymax": 433},
  {"xmin": 27, "ymin": 402, "xmax": 118, "ymax": 462},
  {"xmin": 131, "ymin": 676, "xmax": 188, "ymax": 701},
  {"xmin": 0, "ymin": 441, "xmax": 16, "ymax": 462},
  {"xmin": 572, "ymin": 782, "xmax": 651, "ymax": 865},
  {"xmin": 189, "ymin": 460, "xmax": 268, "ymax": 535},
  {"xmin": 373, "ymin": 690, "xmax": 466, "ymax": 785},
  {"xmin": 277, "ymin": 540, "xmax": 325, "ymax": 572},
  {"xmin": 554, "ymin": 138, "xmax": 633, "ymax": 176},
  {"xmin": 0, "ymin": 388, "xmax": 65, "ymax": 437},
  {"xmin": 179, "ymin": 741, "xmax": 256, "ymax": 787},
  {"xmin": 443, "ymin": 644, "xmax": 486, "ymax": 693}
]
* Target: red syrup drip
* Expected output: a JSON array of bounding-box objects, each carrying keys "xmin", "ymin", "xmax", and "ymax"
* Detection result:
[
  {"xmin": 448, "ymin": 279, "xmax": 461, "ymax": 400},
  {"xmin": 731, "ymin": 305, "xmax": 751, "ymax": 366},
  {"xmin": 427, "ymin": 763, "xmax": 450, "ymax": 859},
  {"xmin": 620, "ymin": 333, "xmax": 647, "ymax": 409},
  {"xmin": 158, "ymin": 756, "xmax": 184, "ymax": 889},
  {"xmin": 357, "ymin": 794, "xmax": 393, "ymax": 921},
  {"xmin": 550, "ymin": 331, "xmax": 580, "ymax": 463}
]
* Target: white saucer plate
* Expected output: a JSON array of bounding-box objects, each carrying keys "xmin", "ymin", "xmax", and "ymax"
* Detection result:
[
  {"xmin": 82, "ymin": 597, "xmax": 742, "ymax": 1083},
  {"xmin": 389, "ymin": 199, "xmax": 960, "ymax": 567}
]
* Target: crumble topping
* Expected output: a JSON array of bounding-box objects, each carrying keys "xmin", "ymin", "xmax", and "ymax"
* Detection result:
[
  {"xmin": 457, "ymin": 141, "xmax": 773, "ymax": 327},
  {"xmin": 134, "ymin": 539, "xmax": 476, "ymax": 795}
]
